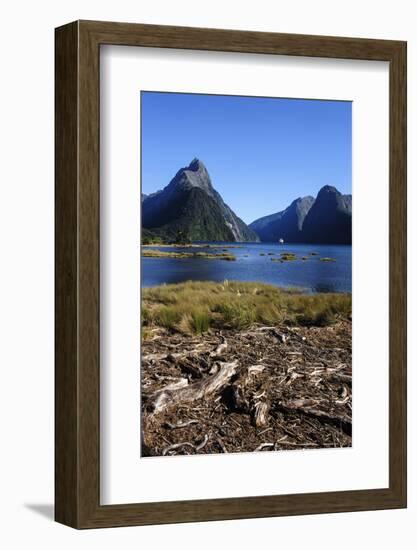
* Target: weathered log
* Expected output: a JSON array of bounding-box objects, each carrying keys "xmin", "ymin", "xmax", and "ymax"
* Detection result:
[
  {"xmin": 278, "ymin": 398, "xmax": 352, "ymax": 436},
  {"xmin": 149, "ymin": 360, "xmax": 238, "ymax": 414}
]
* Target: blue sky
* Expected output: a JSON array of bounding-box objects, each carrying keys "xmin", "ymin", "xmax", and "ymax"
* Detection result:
[{"xmin": 141, "ymin": 91, "xmax": 352, "ymax": 224}]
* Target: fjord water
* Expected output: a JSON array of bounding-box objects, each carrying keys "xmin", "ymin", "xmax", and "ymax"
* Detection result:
[{"xmin": 142, "ymin": 243, "xmax": 351, "ymax": 293}]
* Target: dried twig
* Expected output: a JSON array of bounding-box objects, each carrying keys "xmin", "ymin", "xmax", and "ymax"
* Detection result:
[
  {"xmin": 254, "ymin": 443, "xmax": 274, "ymax": 452},
  {"xmin": 252, "ymin": 401, "xmax": 269, "ymax": 427},
  {"xmin": 196, "ymin": 434, "xmax": 209, "ymax": 451},
  {"xmin": 162, "ymin": 442, "xmax": 195, "ymax": 456},
  {"xmin": 163, "ymin": 419, "xmax": 198, "ymax": 429}
]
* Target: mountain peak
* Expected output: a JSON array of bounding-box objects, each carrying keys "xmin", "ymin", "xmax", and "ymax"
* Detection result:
[
  {"xmin": 302, "ymin": 185, "xmax": 352, "ymax": 244},
  {"xmin": 167, "ymin": 158, "xmax": 214, "ymax": 196},
  {"xmin": 291, "ymin": 195, "xmax": 315, "ymax": 207},
  {"xmin": 188, "ymin": 158, "xmax": 204, "ymax": 171},
  {"xmin": 142, "ymin": 158, "xmax": 259, "ymax": 242},
  {"xmin": 317, "ymin": 185, "xmax": 340, "ymax": 197}
]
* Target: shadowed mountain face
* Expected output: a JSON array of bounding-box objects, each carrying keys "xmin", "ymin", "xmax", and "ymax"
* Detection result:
[
  {"xmin": 250, "ymin": 186, "xmax": 351, "ymax": 244},
  {"xmin": 142, "ymin": 159, "xmax": 259, "ymax": 242},
  {"xmin": 249, "ymin": 196, "xmax": 315, "ymax": 243},
  {"xmin": 301, "ymin": 185, "xmax": 352, "ymax": 244}
]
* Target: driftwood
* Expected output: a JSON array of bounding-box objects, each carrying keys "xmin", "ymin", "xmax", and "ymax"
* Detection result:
[
  {"xmin": 278, "ymin": 398, "xmax": 352, "ymax": 436},
  {"xmin": 161, "ymin": 435, "xmax": 210, "ymax": 456},
  {"xmin": 162, "ymin": 441, "xmax": 195, "ymax": 456},
  {"xmin": 141, "ymin": 320, "xmax": 352, "ymax": 456},
  {"xmin": 252, "ymin": 401, "xmax": 269, "ymax": 427},
  {"xmin": 254, "ymin": 442, "xmax": 274, "ymax": 452},
  {"xmin": 149, "ymin": 360, "xmax": 238, "ymax": 414},
  {"xmin": 248, "ymin": 364, "xmax": 265, "ymax": 376},
  {"xmin": 143, "ymin": 345, "xmax": 215, "ymax": 364},
  {"xmin": 277, "ymin": 440, "xmax": 319, "ymax": 447},
  {"xmin": 196, "ymin": 434, "xmax": 209, "ymax": 451},
  {"xmin": 216, "ymin": 438, "xmax": 228, "ymax": 453},
  {"xmin": 142, "ymin": 351, "xmax": 184, "ymax": 362},
  {"xmin": 163, "ymin": 419, "xmax": 198, "ymax": 429},
  {"xmin": 210, "ymin": 335, "xmax": 228, "ymax": 358}
]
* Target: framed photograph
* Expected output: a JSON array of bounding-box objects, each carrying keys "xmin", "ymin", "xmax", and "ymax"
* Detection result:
[{"xmin": 55, "ymin": 20, "xmax": 406, "ymax": 528}]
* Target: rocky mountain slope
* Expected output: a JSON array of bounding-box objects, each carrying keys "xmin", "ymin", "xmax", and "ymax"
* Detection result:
[
  {"xmin": 142, "ymin": 158, "xmax": 259, "ymax": 242},
  {"xmin": 250, "ymin": 196, "xmax": 315, "ymax": 243},
  {"xmin": 301, "ymin": 185, "xmax": 352, "ymax": 244}
]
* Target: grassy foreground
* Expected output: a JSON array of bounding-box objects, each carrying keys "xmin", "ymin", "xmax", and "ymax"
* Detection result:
[{"xmin": 142, "ymin": 280, "xmax": 351, "ymax": 336}]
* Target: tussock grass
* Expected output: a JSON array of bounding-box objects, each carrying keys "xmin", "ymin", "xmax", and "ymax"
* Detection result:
[
  {"xmin": 142, "ymin": 281, "xmax": 351, "ymax": 334},
  {"xmin": 191, "ymin": 310, "xmax": 211, "ymax": 334}
]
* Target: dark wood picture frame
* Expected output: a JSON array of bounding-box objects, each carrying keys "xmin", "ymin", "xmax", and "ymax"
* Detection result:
[{"xmin": 55, "ymin": 20, "xmax": 407, "ymax": 529}]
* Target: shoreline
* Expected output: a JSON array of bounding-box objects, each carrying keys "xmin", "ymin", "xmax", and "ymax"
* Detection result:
[
  {"xmin": 142, "ymin": 249, "xmax": 236, "ymax": 261},
  {"xmin": 141, "ymin": 242, "xmax": 351, "ymax": 248}
]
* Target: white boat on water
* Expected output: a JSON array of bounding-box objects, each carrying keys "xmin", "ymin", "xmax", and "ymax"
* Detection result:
[{"xmin": 279, "ymin": 238, "xmax": 284, "ymax": 244}]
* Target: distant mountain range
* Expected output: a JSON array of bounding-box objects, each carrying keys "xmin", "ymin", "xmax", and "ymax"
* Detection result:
[
  {"xmin": 249, "ymin": 196, "xmax": 315, "ymax": 243},
  {"xmin": 142, "ymin": 158, "xmax": 259, "ymax": 242},
  {"xmin": 250, "ymin": 186, "xmax": 352, "ymax": 244},
  {"xmin": 142, "ymin": 158, "xmax": 351, "ymax": 244}
]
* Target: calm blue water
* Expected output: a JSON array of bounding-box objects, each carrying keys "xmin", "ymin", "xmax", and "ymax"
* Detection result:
[{"xmin": 142, "ymin": 243, "xmax": 351, "ymax": 293}]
